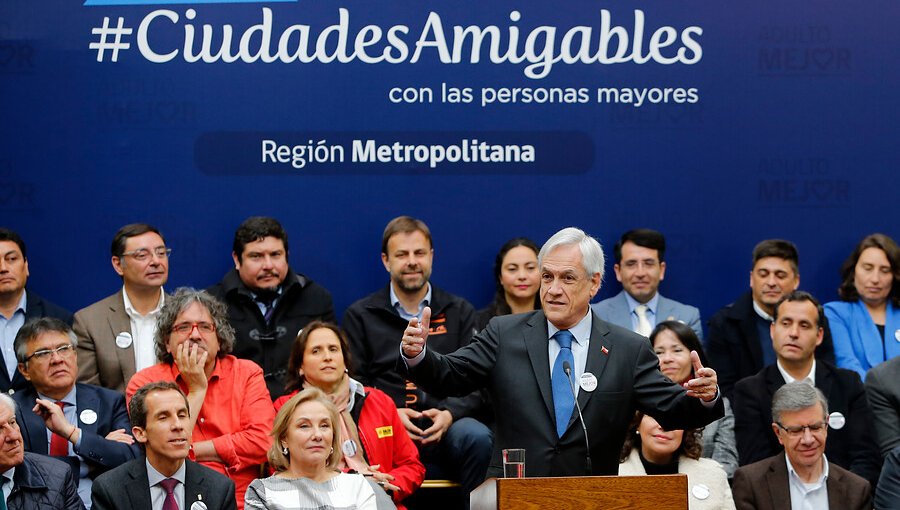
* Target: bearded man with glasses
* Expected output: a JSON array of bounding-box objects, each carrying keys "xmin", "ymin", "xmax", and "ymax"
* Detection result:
[
  {"xmin": 733, "ymin": 291, "xmax": 881, "ymax": 486},
  {"xmin": 126, "ymin": 288, "xmax": 274, "ymax": 510},
  {"xmin": 733, "ymin": 381, "xmax": 872, "ymax": 510},
  {"xmin": 74, "ymin": 223, "xmax": 171, "ymax": 393},
  {"xmin": 11, "ymin": 316, "xmax": 138, "ymax": 508}
]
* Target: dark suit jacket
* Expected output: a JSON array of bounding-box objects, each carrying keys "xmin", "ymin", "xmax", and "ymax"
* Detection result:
[
  {"xmin": 732, "ymin": 362, "xmax": 882, "ymax": 485},
  {"xmin": 732, "ymin": 454, "xmax": 872, "ymax": 510},
  {"xmin": 865, "ymin": 356, "xmax": 900, "ymax": 456},
  {"xmin": 91, "ymin": 458, "xmax": 237, "ymax": 510},
  {"xmin": 13, "ymin": 383, "xmax": 138, "ymax": 480},
  {"xmin": 0, "ymin": 290, "xmax": 73, "ymax": 394},
  {"xmin": 344, "ymin": 284, "xmax": 484, "ymax": 420},
  {"xmin": 707, "ymin": 291, "xmax": 835, "ymax": 399},
  {"xmin": 406, "ymin": 310, "xmax": 724, "ymax": 478},
  {"xmin": 73, "ymin": 289, "xmax": 139, "ymax": 393},
  {"xmin": 207, "ymin": 268, "xmax": 334, "ymax": 399}
]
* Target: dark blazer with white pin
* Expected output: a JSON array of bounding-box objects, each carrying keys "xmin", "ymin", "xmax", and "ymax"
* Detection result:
[
  {"xmin": 91, "ymin": 458, "xmax": 236, "ymax": 510},
  {"xmin": 406, "ymin": 310, "xmax": 724, "ymax": 478}
]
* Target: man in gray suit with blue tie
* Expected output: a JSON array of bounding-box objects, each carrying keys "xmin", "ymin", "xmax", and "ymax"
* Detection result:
[{"xmin": 591, "ymin": 229, "xmax": 702, "ymax": 339}]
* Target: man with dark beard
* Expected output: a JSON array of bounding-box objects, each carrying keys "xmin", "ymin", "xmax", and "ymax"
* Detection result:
[
  {"xmin": 343, "ymin": 216, "xmax": 491, "ymax": 507},
  {"xmin": 207, "ymin": 217, "xmax": 334, "ymax": 399}
]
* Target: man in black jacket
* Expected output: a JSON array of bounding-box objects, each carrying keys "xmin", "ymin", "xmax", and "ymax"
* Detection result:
[
  {"xmin": 707, "ymin": 239, "xmax": 833, "ymax": 399},
  {"xmin": 733, "ymin": 291, "xmax": 881, "ymax": 486},
  {"xmin": 343, "ymin": 216, "xmax": 490, "ymax": 503},
  {"xmin": 207, "ymin": 217, "xmax": 334, "ymax": 399}
]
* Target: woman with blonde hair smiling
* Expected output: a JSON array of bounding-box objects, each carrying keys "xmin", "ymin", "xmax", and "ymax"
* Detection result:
[{"xmin": 246, "ymin": 388, "xmax": 393, "ymax": 510}]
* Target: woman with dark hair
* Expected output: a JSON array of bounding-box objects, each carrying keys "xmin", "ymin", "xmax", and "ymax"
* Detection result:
[
  {"xmin": 650, "ymin": 321, "xmax": 738, "ymax": 478},
  {"xmin": 273, "ymin": 322, "xmax": 423, "ymax": 509},
  {"xmin": 475, "ymin": 237, "xmax": 541, "ymax": 331},
  {"xmin": 825, "ymin": 233, "xmax": 900, "ymax": 380},
  {"xmin": 619, "ymin": 411, "xmax": 734, "ymax": 510}
]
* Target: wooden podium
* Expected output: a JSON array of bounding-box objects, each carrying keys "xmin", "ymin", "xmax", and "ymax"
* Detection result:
[{"xmin": 470, "ymin": 475, "xmax": 688, "ymax": 510}]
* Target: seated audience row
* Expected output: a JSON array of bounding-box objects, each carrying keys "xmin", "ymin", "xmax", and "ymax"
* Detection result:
[{"xmin": 3, "ymin": 218, "xmax": 900, "ymax": 510}]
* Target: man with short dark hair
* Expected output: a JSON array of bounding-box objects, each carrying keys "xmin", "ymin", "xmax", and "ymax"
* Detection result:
[
  {"xmin": 126, "ymin": 288, "xmax": 274, "ymax": 509},
  {"xmin": 0, "ymin": 392, "xmax": 83, "ymax": 509},
  {"xmin": 344, "ymin": 216, "xmax": 491, "ymax": 503},
  {"xmin": 707, "ymin": 239, "xmax": 834, "ymax": 398},
  {"xmin": 74, "ymin": 223, "xmax": 170, "ymax": 393},
  {"xmin": 12, "ymin": 317, "xmax": 138, "ymax": 508},
  {"xmin": 0, "ymin": 227, "xmax": 73, "ymax": 394},
  {"xmin": 591, "ymin": 229, "xmax": 702, "ymax": 339},
  {"xmin": 732, "ymin": 381, "xmax": 872, "ymax": 510},
  {"xmin": 207, "ymin": 216, "xmax": 334, "ymax": 399},
  {"xmin": 733, "ymin": 291, "xmax": 881, "ymax": 486},
  {"xmin": 92, "ymin": 381, "xmax": 236, "ymax": 510}
]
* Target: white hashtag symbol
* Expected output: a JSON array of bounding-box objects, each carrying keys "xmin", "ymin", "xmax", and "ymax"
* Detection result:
[{"xmin": 89, "ymin": 17, "xmax": 132, "ymax": 62}]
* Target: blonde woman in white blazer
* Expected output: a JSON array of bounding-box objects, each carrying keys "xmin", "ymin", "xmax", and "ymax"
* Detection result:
[{"xmin": 618, "ymin": 413, "xmax": 735, "ymax": 510}]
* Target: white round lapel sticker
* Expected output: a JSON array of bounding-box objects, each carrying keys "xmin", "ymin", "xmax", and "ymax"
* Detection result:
[
  {"xmin": 580, "ymin": 373, "xmax": 598, "ymax": 392},
  {"xmin": 342, "ymin": 439, "xmax": 358, "ymax": 457},
  {"xmin": 115, "ymin": 332, "xmax": 133, "ymax": 349},
  {"xmin": 828, "ymin": 411, "xmax": 846, "ymax": 430},
  {"xmin": 79, "ymin": 409, "xmax": 98, "ymax": 425},
  {"xmin": 691, "ymin": 484, "xmax": 710, "ymax": 500},
  {"xmin": 190, "ymin": 502, "xmax": 208, "ymax": 510},
  {"xmin": 894, "ymin": 329, "xmax": 900, "ymax": 342}
]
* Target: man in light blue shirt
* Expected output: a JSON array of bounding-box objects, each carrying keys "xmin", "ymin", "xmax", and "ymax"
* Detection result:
[
  {"xmin": 0, "ymin": 228, "xmax": 73, "ymax": 394},
  {"xmin": 591, "ymin": 229, "xmax": 702, "ymax": 339}
]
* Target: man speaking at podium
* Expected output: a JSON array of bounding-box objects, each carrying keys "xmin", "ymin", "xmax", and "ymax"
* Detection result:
[{"xmin": 401, "ymin": 227, "xmax": 724, "ymax": 479}]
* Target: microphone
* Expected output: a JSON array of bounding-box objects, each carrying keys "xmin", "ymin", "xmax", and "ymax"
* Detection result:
[{"xmin": 563, "ymin": 361, "xmax": 592, "ymax": 475}]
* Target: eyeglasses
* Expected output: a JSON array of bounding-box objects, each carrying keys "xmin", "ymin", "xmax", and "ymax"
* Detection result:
[
  {"xmin": 121, "ymin": 247, "xmax": 172, "ymax": 262},
  {"xmin": 25, "ymin": 344, "xmax": 76, "ymax": 363},
  {"xmin": 171, "ymin": 321, "xmax": 216, "ymax": 336},
  {"xmin": 776, "ymin": 420, "xmax": 828, "ymax": 437}
]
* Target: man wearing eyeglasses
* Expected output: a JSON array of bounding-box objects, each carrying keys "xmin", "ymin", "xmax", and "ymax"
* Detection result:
[
  {"xmin": 733, "ymin": 291, "xmax": 881, "ymax": 486},
  {"xmin": 126, "ymin": 288, "xmax": 275, "ymax": 510},
  {"xmin": 11, "ymin": 317, "xmax": 138, "ymax": 508},
  {"xmin": 732, "ymin": 381, "xmax": 872, "ymax": 509},
  {"xmin": 74, "ymin": 223, "xmax": 170, "ymax": 393}
]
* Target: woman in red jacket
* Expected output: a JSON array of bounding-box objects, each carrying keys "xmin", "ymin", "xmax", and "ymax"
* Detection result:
[{"xmin": 274, "ymin": 321, "xmax": 425, "ymax": 509}]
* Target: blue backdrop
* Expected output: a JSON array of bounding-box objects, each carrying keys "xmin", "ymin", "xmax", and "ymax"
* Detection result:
[{"xmin": 1, "ymin": 0, "xmax": 897, "ymax": 331}]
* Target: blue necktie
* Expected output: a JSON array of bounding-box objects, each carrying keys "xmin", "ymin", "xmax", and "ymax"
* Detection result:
[{"xmin": 551, "ymin": 330, "xmax": 576, "ymax": 438}]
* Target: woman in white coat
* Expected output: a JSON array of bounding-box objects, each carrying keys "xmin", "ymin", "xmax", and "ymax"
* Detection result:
[{"xmin": 619, "ymin": 412, "xmax": 735, "ymax": 510}]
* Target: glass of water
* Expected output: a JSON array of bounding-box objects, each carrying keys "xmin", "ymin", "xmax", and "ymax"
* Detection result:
[{"xmin": 502, "ymin": 448, "xmax": 525, "ymax": 478}]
